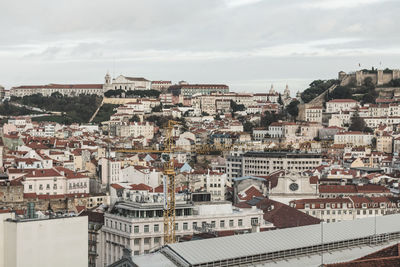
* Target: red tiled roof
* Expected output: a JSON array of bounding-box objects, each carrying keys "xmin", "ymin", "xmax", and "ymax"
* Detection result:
[
  {"xmin": 239, "ymin": 186, "xmax": 263, "ymax": 201},
  {"xmin": 23, "ymin": 193, "xmax": 38, "ymax": 199},
  {"xmin": 110, "ymin": 184, "xmax": 124, "ymax": 190},
  {"xmin": 24, "ymin": 168, "xmax": 62, "ymax": 178},
  {"xmin": 257, "ymin": 198, "xmax": 320, "ymax": 229},
  {"xmin": 55, "ymin": 167, "xmax": 87, "ymax": 179},
  {"xmin": 328, "ymin": 99, "xmax": 357, "ymax": 103},
  {"xmin": 319, "ymin": 184, "xmax": 390, "ymax": 194},
  {"xmin": 12, "ymin": 84, "xmax": 103, "ymax": 90},
  {"xmin": 130, "ymin": 183, "xmax": 153, "ymax": 191}
]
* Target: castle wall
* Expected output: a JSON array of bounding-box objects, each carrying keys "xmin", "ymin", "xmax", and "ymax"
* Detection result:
[{"xmin": 344, "ymin": 70, "xmax": 400, "ymax": 86}]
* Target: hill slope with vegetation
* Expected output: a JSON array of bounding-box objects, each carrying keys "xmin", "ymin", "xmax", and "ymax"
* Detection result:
[{"xmin": 11, "ymin": 93, "xmax": 102, "ymax": 124}]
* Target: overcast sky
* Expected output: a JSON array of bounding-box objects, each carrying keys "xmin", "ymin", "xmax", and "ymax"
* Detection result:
[{"xmin": 1, "ymin": 0, "xmax": 400, "ymax": 94}]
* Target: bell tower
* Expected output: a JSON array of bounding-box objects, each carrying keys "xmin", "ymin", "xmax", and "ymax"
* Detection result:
[
  {"xmin": 105, "ymin": 72, "xmax": 111, "ymax": 85},
  {"xmin": 283, "ymin": 84, "xmax": 290, "ymax": 99},
  {"xmin": 269, "ymin": 84, "xmax": 275, "ymax": 94}
]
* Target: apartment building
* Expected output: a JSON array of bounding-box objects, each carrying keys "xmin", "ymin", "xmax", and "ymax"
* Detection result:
[
  {"xmin": 290, "ymin": 196, "xmax": 400, "ymax": 223},
  {"xmin": 98, "ymin": 200, "xmax": 267, "ymax": 265},
  {"xmin": 170, "ymin": 84, "xmax": 229, "ymax": 97},
  {"xmin": 20, "ymin": 168, "xmax": 89, "ymax": 195},
  {"xmin": 268, "ymin": 122, "xmax": 284, "ymax": 138},
  {"xmin": 326, "ymin": 99, "xmax": 358, "ymax": 113},
  {"xmin": 252, "ymin": 128, "xmax": 269, "ymax": 141},
  {"xmin": 318, "ymin": 184, "xmax": 392, "ymax": 198},
  {"xmin": 226, "ymin": 151, "xmax": 245, "ymax": 181},
  {"xmin": 377, "ymin": 133, "xmax": 393, "ymax": 153},
  {"xmin": 99, "ymin": 158, "xmax": 122, "ymax": 185},
  {"xmin": 187, "ymin": 170, "xmax": 227, "ymax": 201},
  {"xmin": 305, "ymin": 106, "xmax": 323, "ymax": 123},
  {"xmin": 151, "ymin": 80, "xmax": 172, "ymax": 91},
  {"xmin": 334, "ymin": 131, "xmax": 374, "ymax": 146},
  {"xmin": 241, "ymin": 151, "xmax": 322, "ymax": 176}
]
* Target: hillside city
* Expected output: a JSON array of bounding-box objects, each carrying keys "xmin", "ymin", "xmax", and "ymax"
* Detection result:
[{"xmin": 3, "ymin": 68, "xmax": 400, "ymax": 266}]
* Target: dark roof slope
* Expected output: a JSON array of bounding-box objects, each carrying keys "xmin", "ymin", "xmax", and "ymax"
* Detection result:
[
  {"xmin": 326, "ymin": 243, "xmax": 400, "ymax": 267},
  {"xmin": 255, "ymin": 198, "xmax": 321, "ymax": 229}
]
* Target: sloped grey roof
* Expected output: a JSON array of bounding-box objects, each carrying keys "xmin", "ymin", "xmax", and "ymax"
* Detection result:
[{"xmin": 164, "ymin": 214, "xmax": 400, "ymax": 265}]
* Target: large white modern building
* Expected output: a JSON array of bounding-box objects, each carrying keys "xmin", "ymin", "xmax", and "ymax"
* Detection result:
[
  {"xmin": 226, "ymin": 151, "xmax": 322, "ymax": 179},
  {"xmin": 0, "ymin": 211, "xmax": 88, "ymax": 267},
  {"xmin": 98, "ymin": 200, "xmax": 268, "ymax": 266}
]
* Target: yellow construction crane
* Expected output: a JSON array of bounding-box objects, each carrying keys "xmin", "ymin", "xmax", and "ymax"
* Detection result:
[
  {"xmin": 115, "ymin": 121, "xmax": 237, "ymax": 244},
  {"xmin": 115, "ymin": 120, "xmax": 179, "ymax": 245},
  {"xmin": 162, "ymin": 120, "xmax": 178, "ymax": 244}
]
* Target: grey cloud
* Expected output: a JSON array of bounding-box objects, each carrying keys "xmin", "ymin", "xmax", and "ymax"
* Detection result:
[{"xmin": 1, "ymin": 0, "xmax": 400, "ymax": 92}]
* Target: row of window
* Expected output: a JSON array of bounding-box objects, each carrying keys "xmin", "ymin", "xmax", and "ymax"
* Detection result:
[
  {"xmin": 244, "ymin": 160, "xmax": 319, "ymax": 165},
  {"xmin": 306, "ymin": 209, "xmax": 390, "ymax": 216},
  {"xmin": 105, "ymin": 218, "xmax": 247, "ymax": 233}
]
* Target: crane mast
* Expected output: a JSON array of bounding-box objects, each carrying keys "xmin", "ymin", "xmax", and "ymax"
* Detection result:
[
  {"xmin": 115, "ymin": 120, "xmax": 233, "ymax": 245},
  {"xmin": 163, "ymin": 120, "xmax": 177, "ymax": 244}
]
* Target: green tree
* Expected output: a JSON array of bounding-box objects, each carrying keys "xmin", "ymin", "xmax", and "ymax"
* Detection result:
[
  {"xmin": 348, "ymin": 111, "xmax": 372, "ymax": 132},
  {"xmin": 243, "ymin": 121, "xmax": 254, "ymax": 133},
  {"xmin": 129, "ymin": 115, "xmax": 140, "ymax": 122},
  {"xmin": 330, "ymin": 86, "xmax": 352, "ymax": 99},
  {"xmin": 364, "ymin": 77, "xmax": 374, "ymax": 88},
  {"xmin": 151, "ymin": 105, "xmax": 162, "ymax": 112},
  {"xmin": 286, "ymin": 100, "xmax": 300, "ymax": 119},
  {"xmin": 230, "ymin": 100, "xmax": 245, "ymax": 112},
  {"xmin": 260, "ymin": 111, "xmax": 280, "ymax": 127},
  {"xmin": 361, "ymin": 93, "xmax": 376, "ymax": 105},
  {"xmin": 371, "ymin": 137, "xmax": 377, "ymax": 150},
  {"xmin": 278, "ymin": 94, "xmax": 284, "ymax": 105},
  {"xmin": 301, "ymin": 79, "xmax": 339, "ymax": 103}
]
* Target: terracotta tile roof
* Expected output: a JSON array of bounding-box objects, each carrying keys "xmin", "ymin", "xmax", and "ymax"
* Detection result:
[
  {"xmin": 55, "ymin": 167, "xmax": 87, "ymax": 179},
  {"xmin": 130, "ymin": 183, "xmax": 153, "ymax": 191},
  {"xmin": 24, "ymin": 168, "xmax": 62, "ymax": 178},
  {"xmin": 110, "ymin": 184, "xmax": 125, "ymax": 190},
  {"xmin": 239, "ymin": 186, "xmax": 263, "ymax": 201},
  {"xmin": 256, "ymin": 198, "xmax": 320, "ymax": 229},
  {"xmin": 319, "ymin": 184, "xmax": 390, "ymax": 194},
  {"xmin": 23, "ymin": 193, "xmax": 38, "ymax": 199}
]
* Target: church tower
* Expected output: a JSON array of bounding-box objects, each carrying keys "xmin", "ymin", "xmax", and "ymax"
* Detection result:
[
  {"xmin": 283, "ymin": 84, "xmax": 290, "ymax": 99},
  {"xmin": 269, "ymin": 84, "xmax": 275, "ymax": 94},
  {"xmin": 104, "ymin": 72, "xmax": 112, "ymax": 92},
  {"xmin": 105, "ymin": 72, "xmax": 111, "ymax": 85}
]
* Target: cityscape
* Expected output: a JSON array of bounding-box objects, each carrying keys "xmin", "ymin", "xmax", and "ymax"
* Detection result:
[{"xmin": 2, "ymin": 1, "xmax": 400, "ymax": 267}]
